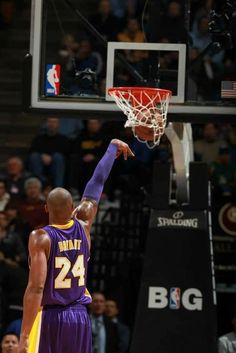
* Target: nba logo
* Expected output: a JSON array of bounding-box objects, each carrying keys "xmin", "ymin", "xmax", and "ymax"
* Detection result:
[
  {"xmin": 45, "ymin": 64, "xmax": 61, "ymax": 96},
  {"xmin": 169, "ymin": 287, "xmax": 181, "ymax": 309}
]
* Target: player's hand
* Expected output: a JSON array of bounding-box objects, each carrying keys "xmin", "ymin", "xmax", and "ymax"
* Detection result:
[
  {"xmin": 18, "ymin": 335, "xmax": 29, "ymax": 353},
  {"xmin": 111, "ymin": 139, "xmax": 135, "ymax": 160}
]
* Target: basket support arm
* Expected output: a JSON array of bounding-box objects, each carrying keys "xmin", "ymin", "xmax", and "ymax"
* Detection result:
[{"xmin": 165, "ymin": 122, "xmax": 194, "ymax": 203}]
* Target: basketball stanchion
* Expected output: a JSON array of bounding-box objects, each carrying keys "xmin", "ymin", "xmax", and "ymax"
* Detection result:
[{"xmin": 109, "ymin": 86, "xmax": 217, "ymax": 353}]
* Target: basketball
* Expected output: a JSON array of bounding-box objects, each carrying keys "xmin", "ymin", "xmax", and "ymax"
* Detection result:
[
  {"xmin": 134, "ymin": 125, "xmax": 155, "ymax": 141},
  {"xmin": 133, "ymin": 109, "xmax": 164, "ymax": 142}
]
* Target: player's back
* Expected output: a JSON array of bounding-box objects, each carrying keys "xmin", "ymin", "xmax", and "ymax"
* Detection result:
[{"xmin": 41, "ymin": 219, "xmax": 91, "ymax": 307}]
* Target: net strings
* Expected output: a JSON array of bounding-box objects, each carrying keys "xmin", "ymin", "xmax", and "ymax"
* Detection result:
[{"xmin": 110, "ymin": 89, "xmax": 170, "ymax": 148}]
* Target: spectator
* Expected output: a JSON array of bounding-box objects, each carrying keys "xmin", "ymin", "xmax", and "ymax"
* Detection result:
[
  {"xmin": 218, "ymin": 312, "xmax": 236, "ymax": 353},
  {"xmin": 117, "ymin": 17, "xmax": 145, "ymax": 42},
  {"xmin": 188, "ymin": 46, "xmax": 209, "ymax": 100},
  {"xmin": 0, "ymin": 0, "xmax": 15, "ymax": 28},
  {"xmin": 58, "ymin": 33, "xmax": 80, "ymax": 65},
  {"xmin": 209, "ymin": 146, "xmax": 236, "ymax": 198},
  {"xmin": 194, "ymin": 123, "xmax": 227, "ymax": 164},
  {"xmin": 105, "ymin": 299, "xmax": 130, "ymax": 352},
  {"xmin": 158, "ymin": 1, "xmax": 188, "ymax": 43},
  {"xmin": 18, "ymin": 177, "xmax": 48, "ymax": 230},
  {"xmin": 90, "ymin": 0, "xmax": 122, "ymax": 43},
  {"xmin": 0, "ymin": 257, "xmax": 27, "ymax": 327},
  {"xmin": 69, "ymin": 119, "xmax": 107, "ymax": 194},
  {"xmin": 110, "ymin": 0, "xmax": 133, "ymax": 19},
  {"xmin": 190, "ymin": 15, "xmax": 226, "ymax": 100},
  {"xmin": 28, "ymin": 117, "xmax": 70, "ymax": 187},
  {"xmin": 5, "ymin": 318, "xmax": 22, "ymax": 337},
  {"xmin": 191, "ymin": 0, "xmax": 213, "ymax": 32},
  {"xmin": 76, "ymin": 39, "xmax": 102, "ymax": 73},
  {"xmin": 90, "ymin": 292, "xmax": 119, "ymax": 353},
  {"xmin": 0, "ymin": 211, "xmax": 26, "ymax": 266},
  {"xmin": 2, "ymin": 156, "xmax": 29, "ymax": 200},
  {"xmin": 58, "ymin": 118, "xmax": 84, "ymax": 139},
  {"xmin": 5, "ymin": 201, "xmax": 30, "ymax": 246},
  {"xmin": 73, "ymin": 39, "xmax": 103, "ymax": 95},
  {"xmin": 190, "ymin": 16, "xmax": 225, "ymax": 69},
  {"xmin": 0, "ymin": 332, "xmax": 19, "ymax": 353},
  {"xmin": 0, "ymin": 178, "xmax": 10, "ymax": 211}
]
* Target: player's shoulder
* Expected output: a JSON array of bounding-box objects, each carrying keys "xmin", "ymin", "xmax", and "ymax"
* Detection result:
[{"xmin": 29, "ymin": 228, "xmax": 51, "ymax": 247}]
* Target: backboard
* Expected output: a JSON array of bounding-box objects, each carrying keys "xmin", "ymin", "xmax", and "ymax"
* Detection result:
[{"xmin": 27, "ymin": 0, "xmax": 236, "ymax": 120}]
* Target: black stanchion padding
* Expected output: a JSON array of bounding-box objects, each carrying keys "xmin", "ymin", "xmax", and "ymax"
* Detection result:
[{"xmin": 189, "ymin": 162, "xmax": 209, "ymax": 209}]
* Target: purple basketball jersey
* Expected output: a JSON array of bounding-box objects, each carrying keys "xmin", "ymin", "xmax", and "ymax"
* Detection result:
[{"xmin": 41, "ymin": 219, "xmax": 92, "ymax": 306}]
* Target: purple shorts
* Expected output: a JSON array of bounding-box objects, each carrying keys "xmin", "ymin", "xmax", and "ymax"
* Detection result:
[{"xmin": 29, "ymin": 303, "xmax": 92, "ymax": 353}]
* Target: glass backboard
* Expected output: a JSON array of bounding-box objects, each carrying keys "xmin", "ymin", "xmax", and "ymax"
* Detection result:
[{"xmin": 28, "ymin": 0, "xmax": 236, "ymax": 119}]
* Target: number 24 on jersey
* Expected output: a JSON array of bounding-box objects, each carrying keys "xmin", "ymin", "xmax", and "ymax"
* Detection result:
[{"xmin": 54, "ymin": 254, "xmax": 85, "ymax": 289}]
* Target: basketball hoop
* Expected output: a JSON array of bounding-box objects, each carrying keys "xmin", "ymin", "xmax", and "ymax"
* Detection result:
[{"xmin": 108, "ymin": 87, "xmax": 172, "ymax": 148}]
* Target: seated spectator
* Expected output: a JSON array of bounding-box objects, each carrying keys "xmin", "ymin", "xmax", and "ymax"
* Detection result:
[
  {"xmin": 4, "ymin": 201, "xmax": 30, "ymax": 257},
  {"xmin": 28, "ymin": 117, "xmax": 70, "ymax": 187},
  {"xmin": 75, "ymin": 39, "xmax": 103, "ymax": 74},
  {"xmin": 190, "ymin": 16, "xmax": 225, "ymax": 70},
  {"xmin": 191, "ymin": 0, "xmax": 213, "ymax": 33},
  {"xmin": 5, "ymin": 318, "xmax": 22, "ymax": 337},
  {"xmin": 2, "ymin": 156, "xmax": 29, "ymax": 200},
  {"xmin": 90, "ymin": 292, "xmax": 119, "ymax": 353},
  {"xmin": 0, "ymin": 332, "xmax": 19, "ymax": 353},
  {"xmin": 18, "ymin": 177, "xmax": 48, "ymax": 231},
  {"xmin": 158, "ymin": 1, "xmax": 188, "ymax": 43},
  {"xmin": 0, "ymin": 258, "xmax": 27, "ymax": 327},
  {"xmin": 188, "ymin": 46, "xmax": 211, "ymax": 100},
  {"xmin": 105, "ymin": 299, "xmax": 130, "ymax": 352},
  {"xmin": 0, "ymin": 211, "xmax": 26, "ymax": 266},
  {"xmin": 60, "ymin": 36, "xmax": 102, "ymax": 96},
  {"xmin": 194, "ymin": 123, "xmax": 227, "ymax": 164},
  {"xmin": 0, "ymin": 178, "xmax": 10, "ymax": 211},
  {"xmin": 58, "ymin": 33, "xmax": 80, "ymax": 64},
  {"xmin": 209, "ymin": 146, "xmax": 236, "ymax": 199},
  {"xmin": 58, "ymin": 118, "xmax": 84, "ymax": 139},
  {"xmin": 69, "ymin": 119, "xmax": 107, "ymax": 194},
  {"xmin": 90, "ymin": 0, "xmax": 123, "ymax": 43},
  {"xmin": 117, "ymin": 17, "xmax": 145, "ymax": 42},
  {"xmin": 110, "ymin": 0, "xmax": 134, "ymax": 19},
  {"xmin": 218, "ymin": 311, "xmax": 236, "ymax": 353}
]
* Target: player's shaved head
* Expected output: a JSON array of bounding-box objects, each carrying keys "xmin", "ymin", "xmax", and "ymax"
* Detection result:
[
  {"xmin": 47, "ymin": 188, "xmax": 72, "ymax": 208},
  {"xmin": 46, "ymin": 188, "xmax": 73, "ymax": 222}
]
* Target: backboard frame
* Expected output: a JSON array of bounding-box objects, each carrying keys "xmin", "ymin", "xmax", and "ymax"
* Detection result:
[{"xmin": 106, "ymin": 42, "xmax": 186, "ymax": 104}]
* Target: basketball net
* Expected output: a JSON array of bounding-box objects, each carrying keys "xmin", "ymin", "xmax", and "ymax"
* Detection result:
[{"xmin": 108, "ymin": 87, "xmax": 172, "ymax": 148}]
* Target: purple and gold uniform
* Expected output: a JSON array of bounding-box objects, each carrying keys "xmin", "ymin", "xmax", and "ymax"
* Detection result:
[{"xmin": 29, "ymin": 219, "xmax": 92, "ymax": 353}]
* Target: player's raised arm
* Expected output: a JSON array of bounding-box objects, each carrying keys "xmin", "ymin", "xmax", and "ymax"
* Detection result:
[
  {"xmin": 74, "ymin": 139, "xmax": 134, "ymax": 237},
  {"xmin": 18, "ymin": 229, "xmax": 50, "ymax": 353}
]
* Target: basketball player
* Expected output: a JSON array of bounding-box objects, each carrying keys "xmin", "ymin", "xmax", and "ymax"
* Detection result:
[{"xmin": 18, "ymin": 139, "xmax": 134, "ymax": 353}]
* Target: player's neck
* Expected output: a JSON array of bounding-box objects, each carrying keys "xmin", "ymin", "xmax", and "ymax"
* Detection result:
[{"xmin": 49, "ymin": 215, "xmax": 72, "ymax": 226}]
